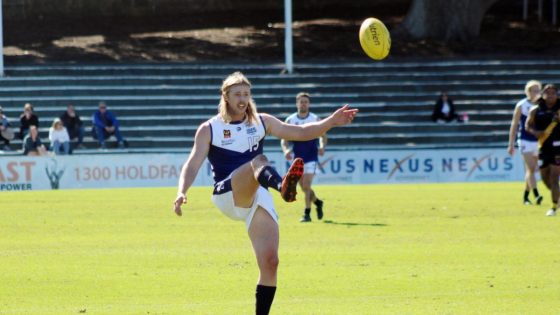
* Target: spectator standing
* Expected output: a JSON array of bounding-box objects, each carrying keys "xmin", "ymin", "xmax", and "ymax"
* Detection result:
[
  {"xmin": 22, "ymin": 125, "xmax": 47, "ymax": 156},
  {"xmin": 60, "ymin": 104, "xmax": 85, "ymax": 149},
  {"xmin": 49, "ymin": 118, "xmax": 71, "ymax": 155},
  {"xmin": 92, "ymin": 101, "xmax": 126, "ymax": 149},
  {"xmin": 0, "ymin": 106, "xmax": 15, "ymax": 151},
  {"xmin": 19, "ymin": 103, "xmax": 39, "ymax": 139}
]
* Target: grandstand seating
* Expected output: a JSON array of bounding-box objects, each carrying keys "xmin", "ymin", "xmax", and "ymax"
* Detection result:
[{"xmin": 1, "ymin": 60, "xmax": 560, "ymax": 154}]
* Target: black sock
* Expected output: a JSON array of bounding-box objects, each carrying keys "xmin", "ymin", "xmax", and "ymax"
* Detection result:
[
  {"xmin": 256, "ymin": 285, "xmax": 276, "ymax": 315},
  {"xmin": 314, "ymin": 198, "xmax": 322, "ymax": 206},
  {"xmin": 523, "ymin": 190, "xmax": 530, "ymax": 201},
  {"xmin": 304, "ymin": 208, "xmax": 311, "ymax": 215},
  {"xmin": 533, "ymin": 188, "xmax": 540, "ymax": 197},
  {"xmin": 257, "ymin": 166, "xmax": 282, "ymax": 192}
]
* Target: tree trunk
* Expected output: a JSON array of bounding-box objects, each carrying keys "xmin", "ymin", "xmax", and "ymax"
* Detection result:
[{"xmin": 401, "ymin": 0, "xmax": 500, "ymax": 42}]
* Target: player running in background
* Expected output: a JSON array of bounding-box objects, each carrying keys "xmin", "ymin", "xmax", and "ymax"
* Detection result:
[
  {"xmin": 281, "ymin": 92, "xmax": 327, "ymax": 222},
  {"xmin": 173, "ymin": 72, "xmax": 358, "ymax": 315},
  {"xmin": 507, "ymin": 80, "xmax": 543, "ymax": 205},
  {"xmin": 525, "ymin": 84, "xmax": 560, "ymax": 216}
]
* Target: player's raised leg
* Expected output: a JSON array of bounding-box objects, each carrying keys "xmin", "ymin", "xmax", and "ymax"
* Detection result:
[{"xmin": 230, "ymin": 154, "xmax": 303, "ymax": 205}]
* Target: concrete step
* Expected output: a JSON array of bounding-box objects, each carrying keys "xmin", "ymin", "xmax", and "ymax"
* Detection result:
[
  {"xmin": 4, "ymin": 60, "xmax": 560, "ymax": 76},
  {"xmin": 0, "ymin": 92, "xmax": 529, "ymax": 108},
  {"xmin": 0, "ymin": 81, "xmax": 552, "ymax": 98},
  {"xmin": 2, "ymin": 71, "xmax": 560, "ymax": 87}
]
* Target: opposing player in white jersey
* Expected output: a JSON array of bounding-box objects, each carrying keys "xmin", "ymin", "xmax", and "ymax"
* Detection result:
[
  {"xmin": 508, "ymin": 80, "xmax": 543, "ymax": 205},
  {"xmin": 173, "ymin": 72, "xmax": 358, "ymax": 315},
  {"xmin": 281, "ymin": 92, "xmax": 327, "ymax": 222}
]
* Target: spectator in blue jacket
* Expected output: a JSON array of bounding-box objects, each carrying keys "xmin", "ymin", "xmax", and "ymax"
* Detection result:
[{"xmin": 92, "ymin": 101, "xmax": 126, "ymax": 149}]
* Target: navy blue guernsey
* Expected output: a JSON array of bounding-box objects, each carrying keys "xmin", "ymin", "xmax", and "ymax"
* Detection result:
[
  {"xmin": 516, "ymin": 98, "xmax": 537, "ymax": 142},
  {"xmin": 285, "ymin": 112, "xmax": 321, "ymax": 163},
  {"xmin": 207, "ymin": 114, "xmax": 266, "ymax": 183}
]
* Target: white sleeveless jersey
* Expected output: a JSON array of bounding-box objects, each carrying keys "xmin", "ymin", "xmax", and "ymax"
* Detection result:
[
  {"xmin": 207, "ymin": 114, "xmax": 266, "ymax": 183},
  {"xmin": 285, "ymin": 112, "xmax": 320, "ymax": 126}
]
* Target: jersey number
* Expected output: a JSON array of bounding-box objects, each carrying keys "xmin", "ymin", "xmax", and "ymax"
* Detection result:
[{"xmin": 248, "ymin": 136, "xmax": 260, "ymax": 152}]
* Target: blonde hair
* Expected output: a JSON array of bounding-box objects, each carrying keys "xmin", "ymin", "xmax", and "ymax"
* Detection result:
[
  {"xmin": 218, "ymin": 72, "xmax": 259, "ymax": 124},
  {"xmin": 51, "ymin": 118, "xmax": 63, "ymax": 129},
  {"xmin": 24, "ymin": 103, "xmax": 34, "ymax": 112},
  {"xmin": 525, "ymin": 80, "xmax": 542, "ymax": 98}
]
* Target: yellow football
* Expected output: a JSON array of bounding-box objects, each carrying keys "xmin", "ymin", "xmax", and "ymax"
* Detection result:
[{"xmin": 359, "ymin": 17, "xmax": 391, "ymax": 60}]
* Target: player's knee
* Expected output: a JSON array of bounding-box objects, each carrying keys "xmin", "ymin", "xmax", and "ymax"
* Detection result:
[
  {"xmin": 262, "ymin": 252, "xmax": 279, "ymax": 271},
  {"xmin": 251, "ymin": 154, "xmax": 269, "ymax": 169},
  {"xmin": 267, "ymin": 255, "xmax": 279, "ymax": 271}
]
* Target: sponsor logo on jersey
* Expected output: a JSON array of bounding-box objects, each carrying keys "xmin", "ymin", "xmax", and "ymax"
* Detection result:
[
  {"xmin": 221, "ymin": 139, "xmax": 235, "ymax": 146},
  {"xmin": 246, "ymin": 127, "xmax": 257, "ymax": 135}
]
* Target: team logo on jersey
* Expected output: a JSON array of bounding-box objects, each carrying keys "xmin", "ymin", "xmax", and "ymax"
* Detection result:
[
  {"xmin": 223, "ymin": 129, "xmax": 231, "ymax": 138},
  {"xmin": 246, "ymin": 127, "xmax": 257, "ymax": 135},
  {"xmin": 236, "ymin": 126, "xmax": 242, "ymax": 131}
]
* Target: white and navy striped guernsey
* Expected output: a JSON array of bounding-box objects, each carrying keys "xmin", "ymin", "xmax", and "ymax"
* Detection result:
[
  {"xmin": 285, "ymin": 112, "xmax": 320, "ymax": 163},
  {"xmin": 516, "ymin": 98, "xmax": 538, "ymax": 142},
  {"xmin": 207, "ymin": 114, "xmax": 266, "ymax": 183}
]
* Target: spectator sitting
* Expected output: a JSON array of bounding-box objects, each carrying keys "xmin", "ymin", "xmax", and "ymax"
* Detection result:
[
  {"xmin": 19, "ymin": 103, "xmax": 39, "ymax": 139},
  {"xmin": 23, "ymin": 125, "xmax": 47, "ymax": 156},
  {"xmin": 92, "ymin": 101, "xmax": 126, "ymax": 149},
  {"xmin": 49, "ymin": 118, "xmax": 71, "ymax": 155},
  {"xmin": 431, "ymin": 92, "xmax": 462, "ymax": 123},
  {"xmin": 60, "ymin": 104, "xmax": 85, "ymax": 149},
  {"xmin": 0, "ymin": 106, "xmax": 15, "ymax": 151}
]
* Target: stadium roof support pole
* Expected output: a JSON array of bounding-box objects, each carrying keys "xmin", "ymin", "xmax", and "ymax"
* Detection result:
[
  {"xmin": 0, "ymin": 0, "xmax": 4, "ymax": 77},
  {"xmin": 538, "ymin": 0, "xmax": 543, "ymax": 22},
  {"xmin": 284, "ymin": 0, "xmax": 294, "ymax": 74},
  {"xmin": 523, "ymin": 0, "xmax": 528, "ymax": 20}
]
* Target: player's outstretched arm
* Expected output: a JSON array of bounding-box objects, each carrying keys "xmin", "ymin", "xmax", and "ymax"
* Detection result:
[
  {"xmin": 174, "ymin": 123, "xmax": 211, "ymax": 216},
  {"xmin": 264, "ymin": 104, "xmax": 358, "ymax": 141}
]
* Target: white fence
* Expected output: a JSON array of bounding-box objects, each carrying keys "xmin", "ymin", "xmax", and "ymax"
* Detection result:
[{"xmin": 0, "ymin": 148, "xmax": 524, "ymax": 191}]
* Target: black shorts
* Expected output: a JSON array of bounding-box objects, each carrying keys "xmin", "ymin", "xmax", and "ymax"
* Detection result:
[{"xmin": 538, "ymin": 151, "xmax": 560, "ymax": 169}]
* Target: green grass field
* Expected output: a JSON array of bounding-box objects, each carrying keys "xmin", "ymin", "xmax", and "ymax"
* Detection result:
[{"xmin": 1, "ymin": 183, "xmax": 559, "ymax": 314}]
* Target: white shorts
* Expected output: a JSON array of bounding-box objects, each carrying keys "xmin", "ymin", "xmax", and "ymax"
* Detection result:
[
  {"xmin": 303, "ymin": 161, "xmax": 318, "ymax": 175},
  {"xmin": 518, "ymin": 139, "xmax": 538, "ymax": 155},
  {"xmin": 211, "ymin": 176, "xmax": 278, "ymax": 230}
]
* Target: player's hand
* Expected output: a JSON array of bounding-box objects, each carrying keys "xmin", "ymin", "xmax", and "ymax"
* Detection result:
[
  {"xmin": 284, "ymin": 150, "xmax": 293, "ymax": 160},
  {"xmin": 319, "ymin": 147, "xmax": 325, "ymax": 156},
  {"xmin": 330, "ymin": 104, "xmax": 358, "ymax": 126},
  {"xmin": 173, "ymin": 193, "xmax": 187, "ymax": 216},
  {"xmin": 507, "ymin": 145, "xmax": 515, "ymax": 156}
]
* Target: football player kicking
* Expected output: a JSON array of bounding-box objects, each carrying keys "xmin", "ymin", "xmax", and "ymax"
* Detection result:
[{"xmin": 173, "ymin": 72, "xmax": 358, "ymax": 315}]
